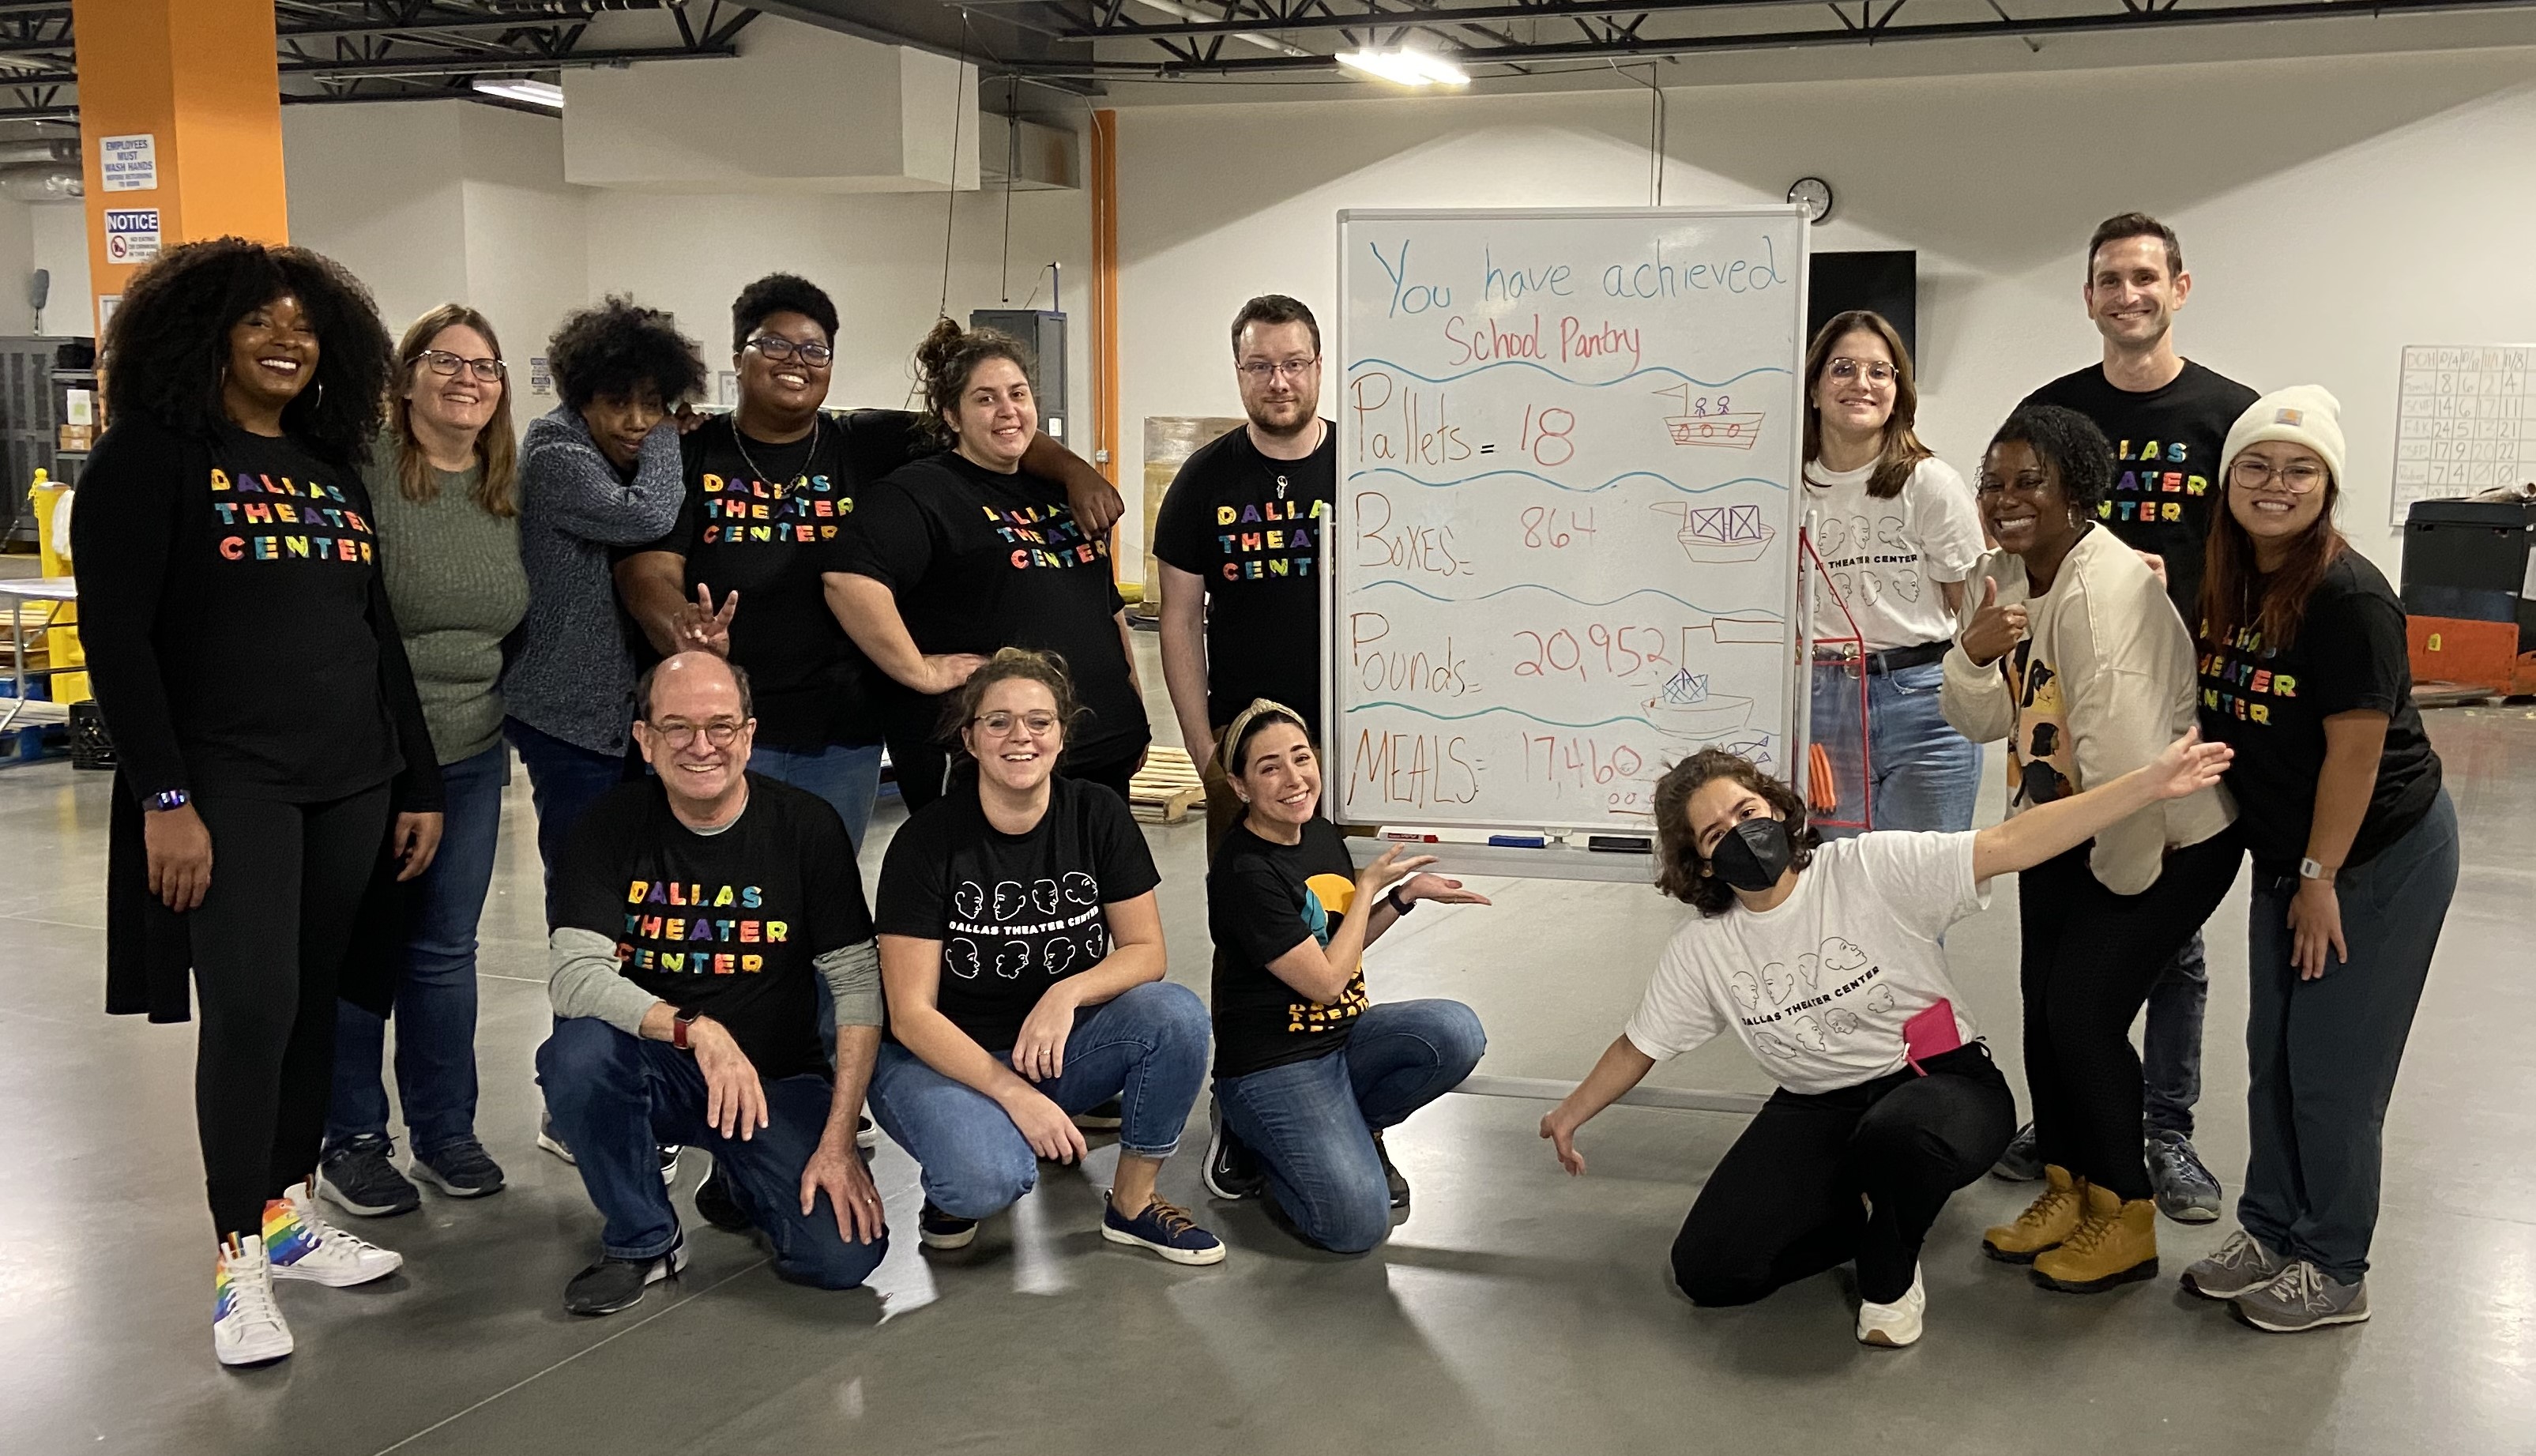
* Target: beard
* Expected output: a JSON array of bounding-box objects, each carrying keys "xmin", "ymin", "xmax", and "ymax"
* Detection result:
[{"xmin": 1247, "ymin": 390, "xmax": 1319, "ymax": 438}]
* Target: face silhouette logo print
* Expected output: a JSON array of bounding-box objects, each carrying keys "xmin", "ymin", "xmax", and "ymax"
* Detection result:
[
  {"xmin": 994, "ymin": 881, "xmax": 1028, "ymax": 920},
  {"xmin": 1786, "ymin": 1014, "xmax": 1828, "ymax": 1052},
  {"xmin": 1061, "ymin": 872, "xmax": 1097, "ymax": 906},
  {"xmin": 1729, "ymin": 969, "xmax": 1762, "ymax": 1013},
  {"xmin": 1825, "ymin": 1008, "xmax": 1861, "ymax": 1037},
  {"xmin": 1763, "ymin": 961, "xmax": 1797, "ymax": 1006},
  {"xmin": 996, "ymin": 941, "xmax": 1031, "ymax": 980},
  {"xmin": 947, "ymin": 938, "xmax": 983, "ymax": 979},
  {"xmin": 1031, "ymin": 878, "xmax": 1061, "ymax": 915},
  {"xmin": 953, "ymin": 882, "xmax": 985, "ymax": 920},
  {"xmin": 1044, "ymin": 938, "xmax": 1076, "ymax": 976}
]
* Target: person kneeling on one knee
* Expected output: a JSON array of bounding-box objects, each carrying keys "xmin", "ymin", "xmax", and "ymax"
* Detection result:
[
  {"xmin": 1200, "ymin": 698, "xmax": 1490, "ymax": 1253},
  {"xmin": 538, "ymin": 652, "xmax": 890, "ymax": 1315},
  {"xmin": 867, "ymin": 648, "xmax": 1225, "ymax": 1266},
  {"xmin": 1538, "ymin": 731, "xmax": 2235, "ymax": 1348}
]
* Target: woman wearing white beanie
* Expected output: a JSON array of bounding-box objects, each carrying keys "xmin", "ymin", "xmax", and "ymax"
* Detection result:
[{"xmin": 2181, "ymin": 386, "xmax": 2456, "ymax": 1333}]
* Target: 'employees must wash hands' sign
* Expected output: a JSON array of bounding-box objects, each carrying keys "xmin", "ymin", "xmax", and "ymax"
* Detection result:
[
  {"xmin": 103, "ymin": 209, "xmax": 160, "ymax": 263},
  {"xmin": 100, "ymin": 134, "xmax": 156, "ymax": 192}
]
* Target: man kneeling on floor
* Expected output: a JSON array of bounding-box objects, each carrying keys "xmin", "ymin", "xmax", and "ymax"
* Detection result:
[{"xmin": 537, "ymin": 651, "xmax": 889, "ymax": 1314}]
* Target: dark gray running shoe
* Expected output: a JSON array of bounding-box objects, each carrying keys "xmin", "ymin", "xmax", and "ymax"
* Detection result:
[
  {"xmin": 2146, "ymin": 1129, "xmax": 2223, "ymax": 1224},
  {"xmin": 1991, "ymin": 1121, "xmax": 2043, "ymax": 1181}
]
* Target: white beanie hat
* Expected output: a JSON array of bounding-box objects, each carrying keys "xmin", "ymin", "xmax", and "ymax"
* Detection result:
[{"xmin": 2222, "ymin": 385, "xmax": 2345, "ymax": 487}]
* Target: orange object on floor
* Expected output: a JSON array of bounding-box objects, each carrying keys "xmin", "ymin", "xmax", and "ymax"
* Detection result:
[
  {"xmin": 1807, "ymin": 741, "xmax": 1838, "ymax": 813},
  {"xmin": 2408, "ymin": 615, "xmax": 2536, "ymax": 697}
]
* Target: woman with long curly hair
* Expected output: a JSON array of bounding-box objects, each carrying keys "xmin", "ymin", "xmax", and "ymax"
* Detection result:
[{"xmin": 72, "ymin": 238, "xmax": 442, "ymax": 1368}]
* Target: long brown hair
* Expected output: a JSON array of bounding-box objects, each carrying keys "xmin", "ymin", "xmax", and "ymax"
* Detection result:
[
  {"xmin": 389, "ymin": 303, "xmax": 518, "ymax": 517},
  {"xmin": 1651, "ymin": 749, "xmax": 1819, "ymax": 917},
  {"xmin": 2198, "ymin": 456, "xmax": 2346, "ymax": 655},
  {"xmin": 912, "ymin": 316, "xmax": 1034, "ymax": 443},
  {"xmin": 1801, "ymin": 310, "xmax": 1932, "ymax": 501}
]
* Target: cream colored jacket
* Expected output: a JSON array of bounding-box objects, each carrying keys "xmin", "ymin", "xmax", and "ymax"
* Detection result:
[{"xmin": 1940, "ymin": 526, "xmax": 2233, "ymax": 895}]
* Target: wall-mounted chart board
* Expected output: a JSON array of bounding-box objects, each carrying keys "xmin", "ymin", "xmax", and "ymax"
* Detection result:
[
  {"xmin": 2391, "ymin": 344, "xmax": 2536, "ymax": 526},
  {"xmin": 1328, "ymin": 207, "xmax": 1808, "ymax": 833}
]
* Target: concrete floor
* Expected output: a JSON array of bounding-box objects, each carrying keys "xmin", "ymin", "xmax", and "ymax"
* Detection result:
[{"xmin": 2, "ymin": 631, "xmax": 2532, "ymax": 1455}]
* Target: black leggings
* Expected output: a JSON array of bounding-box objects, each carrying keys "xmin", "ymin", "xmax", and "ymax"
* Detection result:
[
  {"xmin": 2018, "ymin": 834, "xmax": 2241, "ymax": 1202},
  {"xmin": 1672, "ymin": 1044, "xmax": 2015, "ymax": 1307},
  {"xmin": 190, "ymin": 788, "xmax": 392, "ymax": 1238}
]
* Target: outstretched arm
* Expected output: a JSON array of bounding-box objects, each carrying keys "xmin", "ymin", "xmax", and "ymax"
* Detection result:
[
  {"xmin": 1538, "ymin": 1035, "xmax": 1659, "ymax": 1176},
  {"xmin": 1970, "ymin": 730, "xmax": 2231, "ymax": 884}
]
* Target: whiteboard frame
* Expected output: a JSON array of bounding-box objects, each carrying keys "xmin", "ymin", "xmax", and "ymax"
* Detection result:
[{"xmin": 1324, "ymin": 205, "xmax": 1812, "ymax": 837}]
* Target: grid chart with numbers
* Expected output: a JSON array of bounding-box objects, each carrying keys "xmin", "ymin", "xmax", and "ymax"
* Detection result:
[{"xmin": 2391, "ymin": 344, "xmax": 2536, "ymax": 525}]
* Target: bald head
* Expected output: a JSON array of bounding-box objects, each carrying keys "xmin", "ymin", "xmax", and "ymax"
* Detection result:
[{"xmin": 641, "ymin": 651, "xmax": 752, "ymax": 724}]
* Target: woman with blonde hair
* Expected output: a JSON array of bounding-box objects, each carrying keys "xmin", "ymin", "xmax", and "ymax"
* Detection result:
[{"xmin": 317, "ymin": 303, "xmax": 529, "ymax": 1219}]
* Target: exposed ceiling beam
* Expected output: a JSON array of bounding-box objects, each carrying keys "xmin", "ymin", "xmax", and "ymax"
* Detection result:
[{"xmin": 277, "ymin": 43, "xmax": 739, "ymax": 78}]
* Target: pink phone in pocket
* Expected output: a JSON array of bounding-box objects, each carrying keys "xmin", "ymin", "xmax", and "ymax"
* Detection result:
[{"xmin": 1902, "ymin": 999, "xmax": 1963, "ymax": 1074}]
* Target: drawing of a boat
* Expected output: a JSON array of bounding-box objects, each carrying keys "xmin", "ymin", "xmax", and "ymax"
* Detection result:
[
  {"xmin": 1665, "ymin": 412, "xmax": 1767, "ymax": 449},
  {"xmin": 1644, "ymin": 668, "xmax": 1754, "ymax": 739},
  {"xmin": 1673, "ymin": 502, "xmax": 1777, "ymax": 564}
]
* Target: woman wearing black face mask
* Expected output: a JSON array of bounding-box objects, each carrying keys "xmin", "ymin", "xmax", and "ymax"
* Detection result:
[{"xmin": 1538, "ymin": 732, "xmax": 2233, "ymax": 1349}]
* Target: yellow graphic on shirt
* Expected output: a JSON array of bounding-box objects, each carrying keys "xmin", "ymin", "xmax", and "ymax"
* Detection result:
[
  {"xmin": 1292, "ymin": 872, "xmax": 1371, "ymax": 1034},
  {"xmin": 2000, "ymin": 638, "xmax": 2079, "ymax": 808}
]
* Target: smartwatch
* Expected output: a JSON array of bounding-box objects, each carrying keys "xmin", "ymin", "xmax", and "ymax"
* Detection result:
[
  {"xmin": 2297, "ymin": 857, "xmax": 2331, "ymax": 882},
  {"xmin": 672, "ymin": 1007, "xmax": 702, "ymax": 1051},
  {"xmin": 146, "ymin": 788, "xmax": 191, "ymax": 813}
]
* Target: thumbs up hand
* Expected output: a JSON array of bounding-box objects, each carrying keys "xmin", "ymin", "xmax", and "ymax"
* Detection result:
[{"xmin": 1961, "ymin": 575, "xmax": 2030, "ymax": 667}]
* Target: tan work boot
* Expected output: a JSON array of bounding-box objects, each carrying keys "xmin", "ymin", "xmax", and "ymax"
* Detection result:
[
  {"xmin": 2032, "ymin": 1182, "xmax": 2159, "ymax": 1292},
  {"xmin": 1982, "ymin": 1164, "xmax": 2083, "ymax": 1264}
]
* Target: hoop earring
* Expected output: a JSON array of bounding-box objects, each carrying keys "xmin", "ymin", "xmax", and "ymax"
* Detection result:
[{"xmin": 311, "ymin": 378, "xmax": 325, "ymax": 411}]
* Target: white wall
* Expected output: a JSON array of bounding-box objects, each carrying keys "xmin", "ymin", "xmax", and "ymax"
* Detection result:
[
  {"xmin": 1115, "ymin": 47, "xmax": 2536, "ymax": 574},
  {"xmin": 26, "ymin": 203, "xmax": 84, "ymax": 336}
]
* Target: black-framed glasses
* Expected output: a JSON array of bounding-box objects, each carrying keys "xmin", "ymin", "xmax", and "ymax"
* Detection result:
[
  {"xmin": 416, "ymin": 349, "xmax": 506, "ymax": 382},
  {"xmin": 648, "ymin": 719, "xmax": 746, "ymax": 749},
  {"xmin": 1825, "ymin": 357, "xmax": 1897, "ymax": 386},
  {"xmin": 972, "ymin": 710, "xmax": 1059, "ymax": 737},
  {"xmin": 1238, "ymin": 357, "xmax": 1319, "ymax": 382},
  {"xmin": 747, "ymin": 336, "xmax": 835, "ymax": 367},
  {"xmin": 2229, "ymin": 457, "xmax": 2327, "ymax": 495}
]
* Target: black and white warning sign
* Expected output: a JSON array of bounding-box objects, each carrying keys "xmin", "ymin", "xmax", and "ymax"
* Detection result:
[{"xmin": 103, "ymin": 209, "xmax": 161, "ymax": 263}]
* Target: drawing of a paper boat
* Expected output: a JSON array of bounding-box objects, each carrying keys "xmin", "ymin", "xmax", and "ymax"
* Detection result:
[
  {"xmin": 1676, "ymin": 503, "xmax": 1777, "ymax": 563},
  {"xmin": 1646, "ymin": 678, "xmax": 1754, "ymax": 739},
  {"xmin": 1665, "ymin": 412, "xmax": 1766, "ymax": 450}
]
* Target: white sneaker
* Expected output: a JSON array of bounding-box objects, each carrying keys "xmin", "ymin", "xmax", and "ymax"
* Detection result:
[
  {"xmin": 537, "ymin": 1112, "xmax": 578, "ymax": 1165},
  {"xmin": 267, "ymin": 1187, "xmax": 404, "ymax": 1288},
  {"xmin": 213, "ymin": 1236, "xmax": 294, "ymax": 1367},
  {"xmin": 1857, "ymin": 1264, "xmax": 1925, "ymax": 1348}
]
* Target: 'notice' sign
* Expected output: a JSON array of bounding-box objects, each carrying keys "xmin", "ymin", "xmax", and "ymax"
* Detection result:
[{"xmin": 100, "ymin": 134, "xmax": 156, "ymax": 192}]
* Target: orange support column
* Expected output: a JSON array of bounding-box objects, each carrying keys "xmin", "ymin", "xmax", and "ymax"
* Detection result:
[{"xmin": 71, "ymin": 0, "xmax": 288, "ymax": 337}]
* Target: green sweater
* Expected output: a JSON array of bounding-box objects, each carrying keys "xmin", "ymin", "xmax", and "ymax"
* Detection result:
[{"xmin": 364, "ymin": 439, "xmax": 529, "ymax": 765}]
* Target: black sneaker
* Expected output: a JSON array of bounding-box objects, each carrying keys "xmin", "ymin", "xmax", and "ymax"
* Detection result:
[
  {"xmin": 692, "ymin": 1164, "xmax": 751, "ymax": 1232},
  {"xmin": 563, "ymin": 1236, "xmax": 688, "ymax": 1316},
  {"xmin": 658, "ymin": 1145, "xmax": 683, "ymax": 1188},
  {"xmin": 411, "ymin": 1138, "xmax": 506, "ymax": 1198},
  {"xmin": 317, "ymin": 1134, "xmax": 421, "ymax": 1218},
  {"xmin": 1202, "ymin": 1104, "xmax": 1264, "ymax": 1201},
  {"xmin": 918, "ymin": 1201, "xmax": 978, "ymax": 1251},
  {"xmin": 1074, "ymin": 1097, "xmax": 1123, "ymax": 1133},
  {"xmin": 1992, "ymin": 1120, "xmax": 2044, "ymax": 1181},
  {"xmin": 1372, "ymin": 1132, "xmax": 1410, "ymax": 1212}
]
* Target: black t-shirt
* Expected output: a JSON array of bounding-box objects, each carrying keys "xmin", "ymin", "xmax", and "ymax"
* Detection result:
[
  {"xmin": 1207, "ymin": 815, "xmax": 1370, "ymax": 1079},
  {"xmin": 2021, "ymin": 361, "xmax": 2259, "ymax": 619},
  {"xmin": 634, "ymin": 411, "xmax": 933, "ymax": 750},
  {"xmin": 836, "ymin": 450, "xmax": 1148, "ymax": 766},
  {"xmin": 1149, "ymin": 423, "xmax": 1335, "ymax": 731},
  {"xmin": 874, "ymin": 776, "xmax": 1161, "ymax": 1053},
  {"xmin": 552, "ymin": 773, "xmax": 873, "ymax": 1080},
  {"xmin": 2196, "ymin": 553, "xmax": 2443, "ymax": 873}
]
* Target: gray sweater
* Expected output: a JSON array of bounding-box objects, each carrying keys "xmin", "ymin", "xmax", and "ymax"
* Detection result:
[
  {"xmin": 502, "ymin": 405, "xmax": 687, "ymax": 755},
  {"xmin": 364, "ymin": 440, "xmax": 528, "ymax": 765}
]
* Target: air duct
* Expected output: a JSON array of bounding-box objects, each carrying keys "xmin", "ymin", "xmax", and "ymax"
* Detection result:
[{"xmin": 0, "ymin": 164, "xmax": 81, "ymax": 203}]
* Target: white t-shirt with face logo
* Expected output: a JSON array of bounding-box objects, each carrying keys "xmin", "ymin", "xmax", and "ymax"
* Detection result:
[
  {"xmin": 1624, "ymin": 830, "xmax": 1988, "ymax": 1095},
  {"xmin": 1804, "ymin": 456, "xmax": 1985, "ymax": 652}
]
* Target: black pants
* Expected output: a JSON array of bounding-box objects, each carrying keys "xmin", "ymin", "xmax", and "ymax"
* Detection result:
[
  {"xmin": 189, "ymin": 788, "xmax": 393, "ymax": 1238},
  {"xmin": 2018, "ymin": 834, "xmax": 2241, "ymax": 1203},
  {"xmin": 1672, "ymin": 1044, "xmax": 2015, "ymax": 1307}
]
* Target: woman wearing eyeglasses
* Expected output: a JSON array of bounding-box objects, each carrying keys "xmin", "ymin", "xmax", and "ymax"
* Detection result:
[
  {"xmin": 314, "ymin": 305, "xmax": 529, "ymax": 1220},
  {"xmin": 2176, "ymin": 388, "xmax": 2453, "ymax": 1334},
  {"xmin": 1800, "ymin": 311, "xmax": 1988, "ymax": 837},
  {"xmin": 1940, "ymin": 404, "xmax": 2237, "ymax": 1295},
  {"xmin": 866, "ymin": 649, "xmax": 1222, "ymax": 1265},
  {"xmin": 615, "ymin": 276, "xmax": 1122, "ymax": 851}
]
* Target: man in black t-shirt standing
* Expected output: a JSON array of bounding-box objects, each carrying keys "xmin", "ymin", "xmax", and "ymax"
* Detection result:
[
  {"xmin": 1153, "ymin": 295, "xmax": 1338, "ymax": 851},
  {"xmin": 536, "ymin": 652, "xmax": 890, "ymax": 1315},
  {"xmin": 2009, "ymin": 213, "xmax": 2259, "ymax": 1225}
]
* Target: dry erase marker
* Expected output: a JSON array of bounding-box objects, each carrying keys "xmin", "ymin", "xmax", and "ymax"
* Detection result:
[
  {"xmin": 1488, "ymin": 833, "xmax": 1548, "ymax": 848},
  {"xmin": 1380, "ymin": 828, "xmax": 1443, "ymax": 842},
  {"xmin": 1586, "ymin": 834, "xmax": 1653, "ymax": 852}
]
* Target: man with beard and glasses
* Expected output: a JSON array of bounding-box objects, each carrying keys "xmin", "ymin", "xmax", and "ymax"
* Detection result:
[{"xmin": 1153, "ymin": 295, "xmax": 1338, "ymax": 852}]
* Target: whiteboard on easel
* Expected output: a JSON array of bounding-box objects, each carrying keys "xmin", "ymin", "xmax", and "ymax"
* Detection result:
[
  {"xmin": 2391, "ymin": 344, "xmax": 2536, "ymax": 526},
  {"xmin": 1327, "ymin": 206, "xmax": 1808, "ymax": 833}
]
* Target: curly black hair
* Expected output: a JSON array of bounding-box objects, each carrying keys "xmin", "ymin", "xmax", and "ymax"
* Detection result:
[
  {"xmin": 1984, "ymin": 404, "xmax": 2113, "ymax": 517},
  {"xmin": 731, "ymin": 273, "xmax": 838, "ymax": 353},
  {"xmin": 102, "ymin": 236, "xmax": 392, "ymax": 466},
  {"xmin": 545, "ymin": 295, "xmax": 708, "ymax": 413}
]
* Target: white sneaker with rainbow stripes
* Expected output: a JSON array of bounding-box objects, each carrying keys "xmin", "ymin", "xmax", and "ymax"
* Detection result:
[
  {"xmin": 266, "ymin": 1185, "xmax": 404, "ymax": 1288},
  {"xmin": 213, "ymin": 1236, "xmax": 293, "ymax": 1367}
]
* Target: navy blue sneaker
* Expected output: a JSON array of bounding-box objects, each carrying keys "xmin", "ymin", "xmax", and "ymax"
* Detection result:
[
  {"xmin": 412, "ymin": 1138, "xmax": 506, "ymax": 1198},
  {"xmin": 317, "ymin": 1134, "xmax": 420, "ymax": 1218},
  {"xmin": 1101, "ymin": 1195, "xmax": 1226, "ymax": 1266}
]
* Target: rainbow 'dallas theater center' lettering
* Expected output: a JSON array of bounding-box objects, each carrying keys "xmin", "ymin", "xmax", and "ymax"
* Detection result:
[
  {"xmin": 209, "ymin": 467, "xmax": 375, "ymax": 563},
  {"xmin": 2098, "ymin": 438, "xmax": 2211, "ymax": 525},
  {"xmin": 698, "ymin": 470, "xmax": 849, "ymax": 545},
  {"xmin": 2199, "ymin": 624, "xmax": 2300, "ymax": 726},
  {"xmin": 1213, "ymin": 498, "xmax": 1324, "ymax": 581},
  {"xmin": 616, "ymin": 879, "xmax": 785, "ymax": 974},
  {"xmin": 984, "ymin": 499, "xmax": 1108, "ymax": 570}
]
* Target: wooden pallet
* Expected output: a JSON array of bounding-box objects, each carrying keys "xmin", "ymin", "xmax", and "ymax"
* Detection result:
[{"xmin": 1128, "ymin": 746, "xmax": 1206, "ymax": 824}]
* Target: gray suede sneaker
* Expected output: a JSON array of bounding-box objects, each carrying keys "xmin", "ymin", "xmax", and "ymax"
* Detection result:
[
  {"xmin": 2181, "ymin": 1229, "xmax": 2284, "ymax": 1300},
  {"xmin": 2145, "ymin": 1129, "xmax": 2223, "ymax": 1224},
  {"xmin": 1991, "ymin": 1121, "xmax": 2043, "ymax": 1181},
  {"xmin": 2232, "ymin": 1259, "xmax": 2369, "ymax": 1333}
]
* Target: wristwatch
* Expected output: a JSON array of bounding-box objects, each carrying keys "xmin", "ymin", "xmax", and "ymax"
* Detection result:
[
  {"xmin": 146, "ymin": 788, "xmax": 191, "ymax": 813},
  {"xmin": 672, "ymin": 1007, "xmax": 702, "ymax": 1051},
  {"xmin": 2297, "ymin": 857, "xmax": 2331, "ymax": 882},
  {"xmin": 1385, "ymin": 887, "xmax": 1417, "ymax": 918}
]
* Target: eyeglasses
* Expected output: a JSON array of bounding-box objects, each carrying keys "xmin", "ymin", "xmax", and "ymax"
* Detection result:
[
  {"xmin": 2229, "ymin": 457, "xmax": 2327, "ymax": 495},
  {"xmin": 1238, "ymin": 358, "xmax": 1319, "ymax": 383},
  {"xmin": 416, "ymin": 349, "xmax": 506, "ymax": 382},
  {"xmin": 1825, "ymin": 357, "xmax": 1897, "ymax": 386},
  {"xmin": 973, "ymin": 710, "xmax": 1060, "ymax": 737},
  {"xmin": 747, "ymin": 336, "xmax": 835, "ymax": 367},
  {"xmin": 1974, "ymin": 470, "xmax": 2054, "ymax": 499},
  {"xmin": 648, "ymin": 719, "xmax": 745, "ymax": 749}
]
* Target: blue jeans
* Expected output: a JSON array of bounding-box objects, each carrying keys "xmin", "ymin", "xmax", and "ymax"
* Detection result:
[
  {"xmin": 535, "ymin": 1018, "xmax": 888, "ymax": 1287},
  {"xmin": 504, "ymin": 716, "xmax": 629, "ymax": 922},
  {"xmin": 2240, "ymin": 790, "xmax": 2456, "ymax": 1282},
  {"xmin": 326, "ymin": 743, "xmax": 509, "ymax": 1153},
  {"xmin": 752, "ymin": 739, "xmax": 884, "ymax": 852},
  {"xmin": 1213, "ymin": 999, "xmax": 1487, "ymax": 1254},
  {"xmin": 867, "ymin": 981, "xmax": 1208, "ymax": 1220},
  {"xmin": 2142, "ymin": 933, "xmax": 2207, "ymax": 1138},
  {"xmin": 1808, "ymin": 660, "xmax": 1979, "ymax": 837}
]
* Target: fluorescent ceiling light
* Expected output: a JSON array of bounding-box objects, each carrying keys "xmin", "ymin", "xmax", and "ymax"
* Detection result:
[
  {"xmin": 471, "ymin": 77, "xmax": 564, "ymax": 109},
  {"xmin": 1124, "ymin": 0, "xmax": 1309, "ymax": 55},
  {"xmin": 1336, "ymin": 47, "xmax": 1469, "ymax": 88}
]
